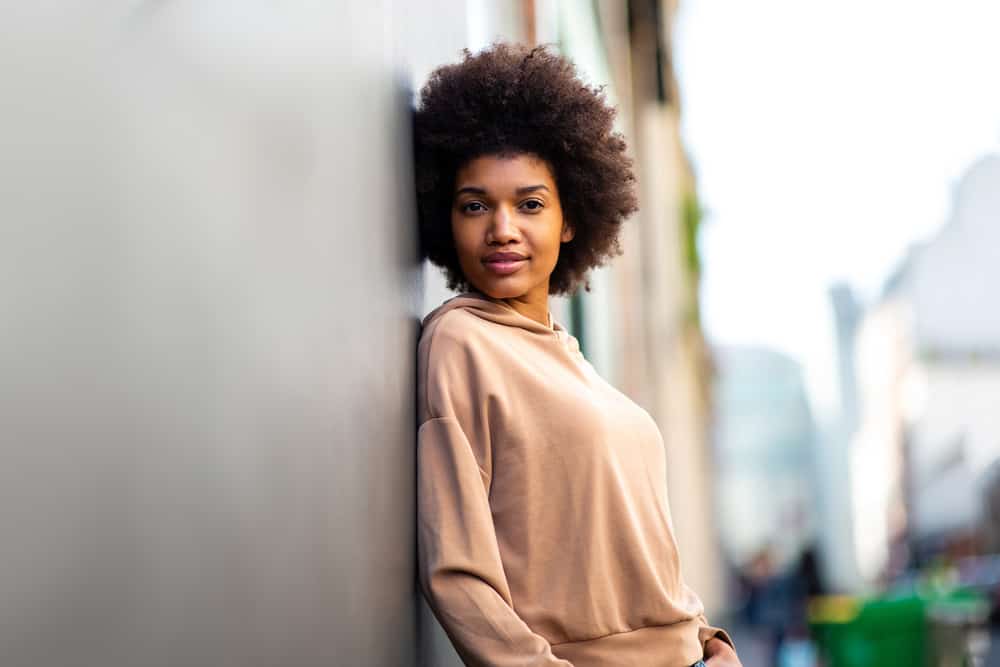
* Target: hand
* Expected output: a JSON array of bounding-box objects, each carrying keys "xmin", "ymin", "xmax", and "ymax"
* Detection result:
[{"xmin": 703, "ymin": 637, "xmax": 742, "ymax": 666}]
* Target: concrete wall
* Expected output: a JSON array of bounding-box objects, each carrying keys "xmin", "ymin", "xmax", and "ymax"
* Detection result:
[{"xmin": 1, "ymin": 3, "xmax": 466, "ymax": 666}]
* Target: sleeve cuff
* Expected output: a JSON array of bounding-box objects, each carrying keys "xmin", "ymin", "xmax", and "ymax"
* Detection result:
[{"xmin": 697, "ymin": 622, "xmax": 736, "ymax": 651}]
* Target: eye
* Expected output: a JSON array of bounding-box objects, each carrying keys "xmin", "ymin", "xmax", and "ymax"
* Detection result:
[
  {"xmin": 521, "ymin": 199, "xmax": 544, "ymax": 211},
  {"xmin": 461, "ymin": 201, "xmax": 487, "ymax": 214}
]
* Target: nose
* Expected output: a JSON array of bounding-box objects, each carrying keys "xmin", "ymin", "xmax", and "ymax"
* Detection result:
[{"xmin": 487, "ymin": 204, "xmax": 519, "ymax": 244}]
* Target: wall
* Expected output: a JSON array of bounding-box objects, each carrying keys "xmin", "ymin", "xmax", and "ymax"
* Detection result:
[{"xmin": 1, "ymin": 3, "xmax": 466, "ymax": 666}]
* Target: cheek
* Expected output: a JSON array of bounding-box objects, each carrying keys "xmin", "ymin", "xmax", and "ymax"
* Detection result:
[
  {"xmin": 448, "ymin": 217, "xmax": 465, "ymax": 246},
  {"xmin": 545, "ymin": 220, "xmax": 568, "ymax": 252},
  {"xmin": 450, "ymin": 225, "xmax": 477, "ymax": 264}
]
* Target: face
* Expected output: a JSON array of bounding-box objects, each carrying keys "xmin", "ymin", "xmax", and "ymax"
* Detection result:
[{"xmin": 451, "ymin": 152, "xmax": 574, "ymax": 305}]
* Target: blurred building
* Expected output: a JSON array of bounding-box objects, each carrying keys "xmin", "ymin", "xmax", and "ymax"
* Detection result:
[
  {"xmin": 849, "ymin": 153, "xmax": 1000, "ymax": 584},
  {"xmin": 849, "ymin": 293, "xmax": 912, "ymax": 585},
  {"xmin": 900, "ymin": 154, "xmax": 1000, "ymax": 554},
  {"xmin": 711, "ymin": 346, "xmax": 817, "ymax": 571},
  {"xmin": 818, "ymin": 284, "xmax": 866, "ymax": 592}
]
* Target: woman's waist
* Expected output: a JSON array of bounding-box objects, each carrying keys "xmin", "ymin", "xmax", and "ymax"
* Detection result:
[{"xmin": 548, "ymin": 619, "xmax": 705, "ymax": 667}]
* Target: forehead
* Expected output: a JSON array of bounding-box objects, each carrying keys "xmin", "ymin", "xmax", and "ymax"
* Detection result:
[{"xmin": 454, "ymin": 153, "xmax": 557, "ymax": 190}]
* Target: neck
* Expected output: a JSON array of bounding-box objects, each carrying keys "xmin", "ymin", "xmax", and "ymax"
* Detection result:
[
  {"xmin": 504, "ymin": 298, "xmax": 550, "ymax": 329},
  {"xmin": 471, "ymin": 284, "xmax": 551, "ymax": 329}
]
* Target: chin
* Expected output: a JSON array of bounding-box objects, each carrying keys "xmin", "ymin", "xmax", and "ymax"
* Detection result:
[{"xmin": 469, "ymin": 279, "xmax": 526, "ymax": 300}]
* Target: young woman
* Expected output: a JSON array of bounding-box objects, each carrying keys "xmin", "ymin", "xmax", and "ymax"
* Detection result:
[{"xmin": 413, "ymin": 42, "xmax": 741, "ymax": 667}]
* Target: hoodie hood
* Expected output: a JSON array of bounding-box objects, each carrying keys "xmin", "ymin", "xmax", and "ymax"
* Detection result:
[{"xmin": 421, "ymin": 290, "xmax": 581, "ymax": 355}]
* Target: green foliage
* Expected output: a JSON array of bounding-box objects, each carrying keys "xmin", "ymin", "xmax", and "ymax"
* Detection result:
[
  {"xmin": 681, "ymin": 191, "xmax": 703, "ymax": 278},
  {"xmin": 680, "ymin": 191, "xmax": 704, "ymax": 327}
]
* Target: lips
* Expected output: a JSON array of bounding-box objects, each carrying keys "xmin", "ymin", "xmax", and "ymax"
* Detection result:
[
  {"xmin": 483, "ymin": 252, "xmax": 528, "ymax": 276},
  {"xmin": 484, "ymin": 252, "xmax": 527, "ymax": 262}
]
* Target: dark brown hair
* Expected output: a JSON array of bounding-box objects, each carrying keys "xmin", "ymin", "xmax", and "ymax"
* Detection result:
[{"xmin": 413, "ymin": 42, "xmax": 638, "ymax": 295}]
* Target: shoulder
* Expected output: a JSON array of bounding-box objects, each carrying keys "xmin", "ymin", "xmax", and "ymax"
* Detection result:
[
  {"xmin": 419, "ymin": 307, "xmax": 475, "ymax": 348},
  {"xmin": 418, "ymin": 308, "xmax": 495, "ymax": 369},
  {"xmin": 417, "ymin": 309, "xmax": 494, "ymax": 423}
]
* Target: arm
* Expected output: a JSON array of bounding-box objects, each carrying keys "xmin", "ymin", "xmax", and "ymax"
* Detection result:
[{"xmin": 417, "ymin": 417, "xmax": 573, "ymax": 667}]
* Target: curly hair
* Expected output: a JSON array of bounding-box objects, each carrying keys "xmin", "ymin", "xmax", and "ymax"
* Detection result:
[{"xmin": 413, "ymin": 41, "xmax": 639, "ymax": 296}]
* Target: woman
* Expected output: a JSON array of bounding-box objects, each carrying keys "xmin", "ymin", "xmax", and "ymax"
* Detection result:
[{"xmin": 413, "ymin": 42, "xmax": 741, "ymax": 667}]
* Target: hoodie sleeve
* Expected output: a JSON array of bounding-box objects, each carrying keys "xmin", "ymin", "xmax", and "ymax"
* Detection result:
[
  {"xmin": 676, "ymin": 567, "xmax": 735, "ymax": 654},
  {"xmin": 695, "ymin": 613, "xmax": 736, "ymax": 652},
  {"xmin": 417, "ymin": 416, "xmax": 573, "ymax": 667}
]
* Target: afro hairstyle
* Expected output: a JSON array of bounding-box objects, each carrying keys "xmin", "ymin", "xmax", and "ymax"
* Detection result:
[{"xmin": 412, "ymin": 41, "xmax": 638, "ymax": 295}]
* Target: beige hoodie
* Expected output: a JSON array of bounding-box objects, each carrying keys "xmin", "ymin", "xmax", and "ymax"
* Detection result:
[{"xmin": 417, "ymin": 290, "xmax": 733, "ymax": 667}]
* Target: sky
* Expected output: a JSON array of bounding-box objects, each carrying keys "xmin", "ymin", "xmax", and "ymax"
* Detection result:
[{"xmin": 674, "ymin": 0, "xmax": 1000, "ymax": 420}]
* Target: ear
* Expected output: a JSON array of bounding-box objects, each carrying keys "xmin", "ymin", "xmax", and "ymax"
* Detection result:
[{"xmin": 561, "ymin": 220, "xmax": 575, "ymax": 243}]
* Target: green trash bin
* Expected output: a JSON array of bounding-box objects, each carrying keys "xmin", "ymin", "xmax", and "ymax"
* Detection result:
[
  {"xmin": 809, "ymin": 589, "xmax": 991, "ymax": 667},
  {"xmin": 809, "ymin": 594, "xmax": 927, "ymax": 667}
]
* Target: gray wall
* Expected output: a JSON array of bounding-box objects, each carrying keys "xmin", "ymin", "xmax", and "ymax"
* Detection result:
[{"xmin": 2, "ymin": 3, "xmax": 466, "ymax": 666}]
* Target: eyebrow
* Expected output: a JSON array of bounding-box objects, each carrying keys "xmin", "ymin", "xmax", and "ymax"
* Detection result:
[{"xmin": 454, "ymin": 184, "xmax": 551, "ymax": 197}]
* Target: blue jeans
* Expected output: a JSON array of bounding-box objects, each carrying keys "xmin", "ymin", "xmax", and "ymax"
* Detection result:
[{"xmin": 690, "ymin": 662, "xmax": 707, "ymax": 667}]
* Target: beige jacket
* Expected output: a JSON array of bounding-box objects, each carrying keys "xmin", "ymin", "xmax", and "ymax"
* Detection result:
[{"xmin": 417, "ymin": 291, "xmax": 734, "ymax": 666}]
